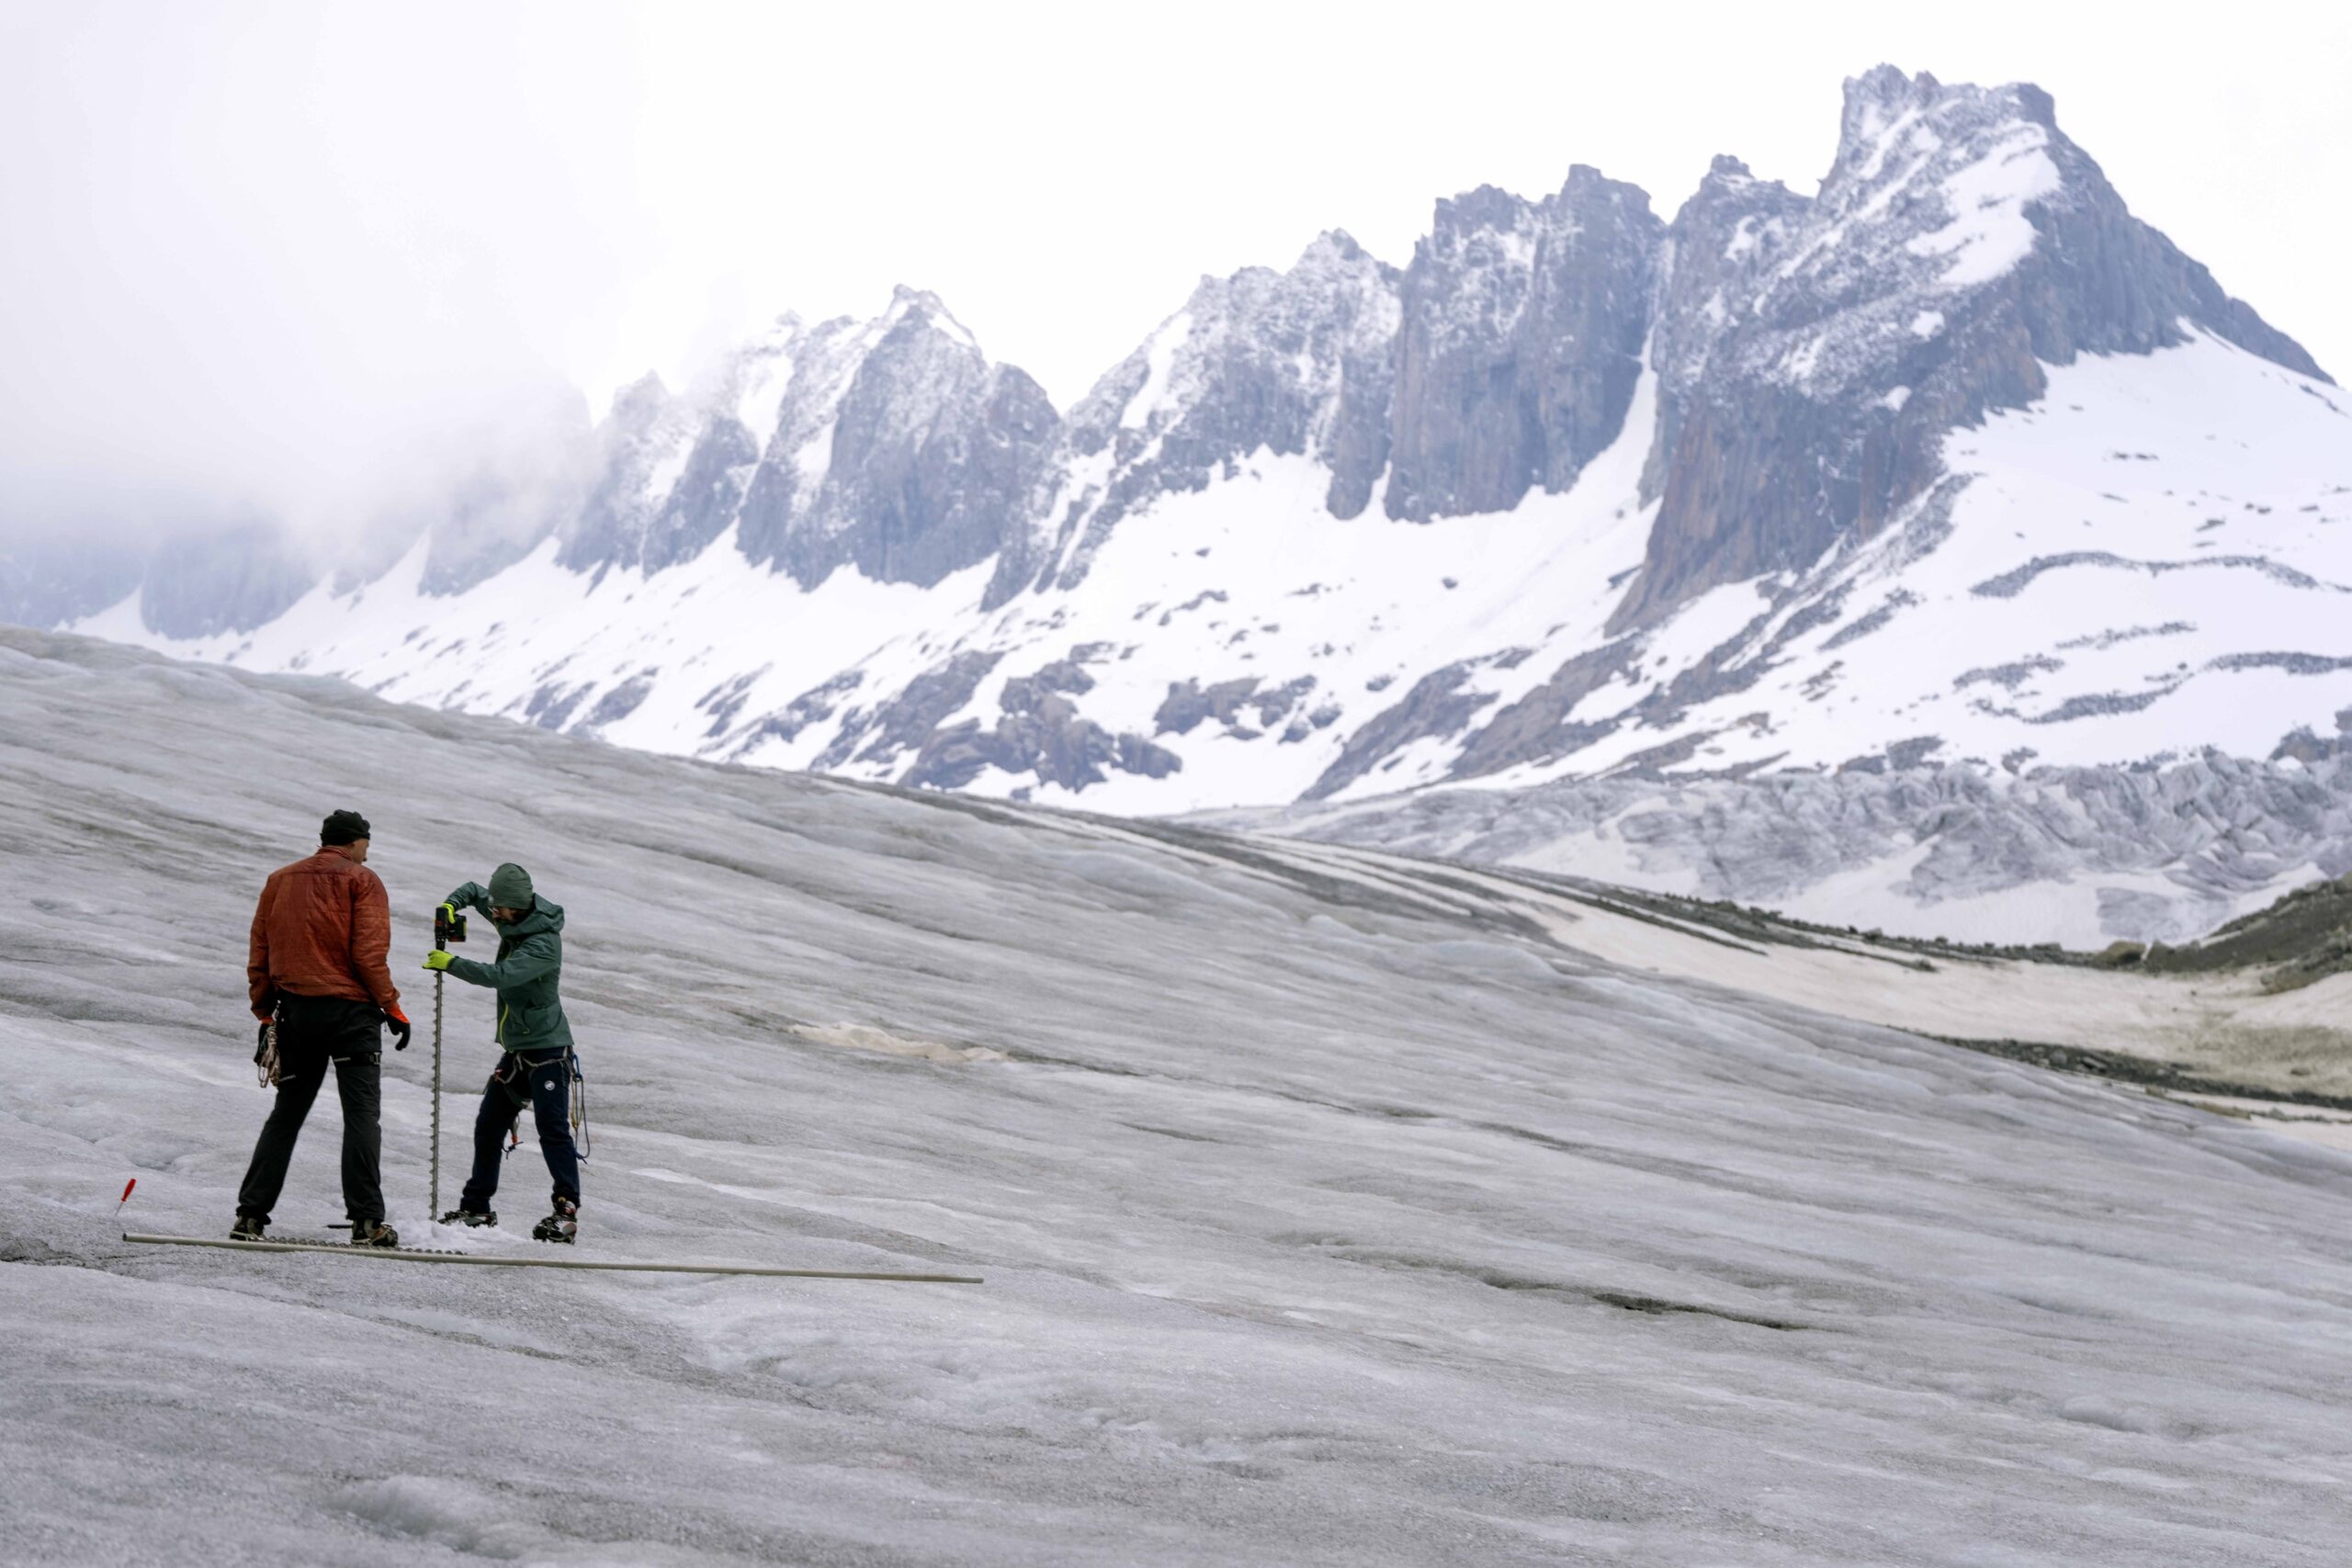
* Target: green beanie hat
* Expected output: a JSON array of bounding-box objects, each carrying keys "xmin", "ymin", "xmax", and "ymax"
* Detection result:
[{"xmin": 487, "ymin": 863, "xmax": 535, "ymax": 908}]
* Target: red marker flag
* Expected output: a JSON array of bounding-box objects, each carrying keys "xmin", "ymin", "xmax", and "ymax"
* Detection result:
[{"xmin": 114, "ymin": 1179, "xmax": 136, "ymax": 1222}]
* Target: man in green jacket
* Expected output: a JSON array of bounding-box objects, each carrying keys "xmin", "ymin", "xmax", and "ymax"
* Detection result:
[{"xmin": 424, "ymin": 862, "xmax": 582, "ymax": 1243}]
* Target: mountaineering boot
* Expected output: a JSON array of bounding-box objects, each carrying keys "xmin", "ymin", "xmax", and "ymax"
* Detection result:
[
  {"xmin": 439, "ymin": 1207, "xmax": 498, "ymax": 1228},
  {"xmin": 531, "ymin": 1196, "xmax": 578, "ymax": 1245},
  {"xmin": 350, "ymin": 1219, "xmax": 401, "ymax": 1248},
  {"xmin": 230, "ymin": 1214, "xmax": 266, "ymax": 1241}
]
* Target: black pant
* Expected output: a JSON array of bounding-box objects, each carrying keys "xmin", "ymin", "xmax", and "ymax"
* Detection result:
[
  {"xmin": 236, "ymin": 996, "xmax": 385, "ymax": 1224},
  {"xmin": 459, "ymin": 1049, "xmax": 581, "ymax": 1213}
]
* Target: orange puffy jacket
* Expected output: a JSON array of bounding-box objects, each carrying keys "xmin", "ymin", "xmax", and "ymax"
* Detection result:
[{"xmin": 247, "ymin": 849, "xmax": 403, "ymax": 1021}]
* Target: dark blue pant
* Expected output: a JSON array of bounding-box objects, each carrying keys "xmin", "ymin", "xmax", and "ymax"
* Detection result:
[{"xmin": 458, "ymin": 1049, "xmax": 580, "ymax": 1212}]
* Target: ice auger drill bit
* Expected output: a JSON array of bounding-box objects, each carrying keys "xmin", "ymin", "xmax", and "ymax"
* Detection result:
[{"xmin": 430, "ymin": 900, "xmax": 467, "ymax": 1218}]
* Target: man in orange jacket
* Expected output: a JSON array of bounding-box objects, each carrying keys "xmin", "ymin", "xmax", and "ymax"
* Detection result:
[{"xmin": 234, "ymin": 808, "xmax": 412, "ymax": 1247}]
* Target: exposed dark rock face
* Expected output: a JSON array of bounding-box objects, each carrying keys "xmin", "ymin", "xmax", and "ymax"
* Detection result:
[
  {"xmin": 1970, "ymin": 551, "xmax": 2342, "ymax": 600},
  {"xmin": 1154, "ymin": 676, "xmax": 1317, "ymax": 738},
  {"xmin": 560, "ymin": 295, "xmax": 1061, "ymax": 594},
  {"xmin": 1954, "ymin": 656, "xmax": 2063, "ymax": 692},
  {"xmin": 693, "ymin": 666, "xmax": 771, "ymax": 738},
  {"xmin": 582, "ymin": 671, "xmax": 657, "ymax": 730},
  {"xmin": 640, "ymin": 416, "xmax": 760, "ymax": 573},
  {"xmin": 1001, "ymin": 656, "xmax": 1096, "ymax": 715},
  {"xmin": 745, "ymin": 298, "xmax": 1059, "ymax": 590},
  {"xmin": 728, "ymin": 315, "xmax": 887, "ymax": 579},
  {"xmin": 1305, "ymin": 663, "xmax": 1497, "ymax": 801},
  {"xmin": 1616, "ymin": 67, "xmax": 2329, "ymax": 629},
  {"xmin": 724, "ymin": 671, "xmax": 861, "ymax": 754},
  {"xmin": 1386, "ymin": 167, "xmax": 1662, "ymax": 522},
  {"xmin": 1820, "ymin": 589, "xmax": 1920, "ymax": 651},
  {"xmin": 821, "ymin": 649, "xmax": 1004, "ymax": 770},
  {"xmin": 524, "ymin": 681, "xmax": 589, "ymax": 730},
  {"xmin": 1447, "ymin": 640, "xmax": 1643, "ymax": 778},
  {"xmin": 890, "ymin": 648, "xmax": 1179, "ymax": 791},
  {"xmin": 903, "ymin": 702, "xmax": 1181, "ymax": 793},
  {"xmin": 559, "ymin": 372, "xmax": 674, "ymax": 573},
  {"xmin": 1025, "ymin": 233, "xmax": 1401, "ymax": 597}
]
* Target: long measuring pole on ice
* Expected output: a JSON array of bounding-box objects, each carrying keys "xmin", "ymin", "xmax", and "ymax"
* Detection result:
[{"xmin": 124, "ymin": 1233, "xmax": 984, "ymax": 1283}]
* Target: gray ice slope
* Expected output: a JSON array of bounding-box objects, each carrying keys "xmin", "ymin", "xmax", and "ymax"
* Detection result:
[{"xmin": 3, "ymin": 625, "xmax": 2350, "ymax": 1567}]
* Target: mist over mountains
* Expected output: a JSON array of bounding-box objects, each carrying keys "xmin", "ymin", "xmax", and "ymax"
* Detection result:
[{"xmin": 15, "ymin": 65, "xmax": 2352, "ymax": 944}]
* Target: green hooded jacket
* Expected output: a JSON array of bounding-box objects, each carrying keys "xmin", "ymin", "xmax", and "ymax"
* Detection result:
[{"xmin": 440, "ymin": 884, "xmax": 573, "ymax": 1054}]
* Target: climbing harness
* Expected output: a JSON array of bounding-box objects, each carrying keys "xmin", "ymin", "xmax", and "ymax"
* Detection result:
[
  {"xmin": 569, "ymin": 1048, "xmax": 591, "ymax": 1160},
  {"xmin": 492, "ymin": 1050, "xmax": 586, "ymax": 1162}
]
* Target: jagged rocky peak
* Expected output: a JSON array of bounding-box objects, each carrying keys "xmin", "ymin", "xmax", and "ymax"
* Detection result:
[
  {"xmin": 1765, "ymin": 64, "xmax": 2323, "ymax": 384},
  {"xmin": 607, "ymin": 370, "xmax": 671, "ymax": 432},
  {"xmin": 561, "ymin": 317, "xmax": 820, "ymax": 578},
  {"xmin": 736, "ymin": 286, "xmax": 1061, "ymax": 591},
  {"xmin": 561, "ymin": 367, "xmax": 700, "ymax": 575},
  {"xmin": 1023, "ymin": 231, "xmax": 1402, "ymax": 595},
  {"xmin": 556, "ymin": 288, "xmax": 1059, "ymax": 592},
  {"xmin": 1067, "ymin": 231, "xmax": 1399, "ymax": 445},
  {"xmin": 1646, "ymin": 156, "xmax": 1810, "ymax": 399},
  {"xmin": 1820, "ymin": 70, "xmax": 2064, "ymax": 304},
  {"xmin": 1387, "ymin": 164, "xmax": 1662, "ymax": 522},
  {"xmin": 1835, "ymin": 65, "xmax": 2001, "ymax": 164},
  {"xmin": 1616, "ymin": 64, "xmax": 2332, "ymax": 631}
]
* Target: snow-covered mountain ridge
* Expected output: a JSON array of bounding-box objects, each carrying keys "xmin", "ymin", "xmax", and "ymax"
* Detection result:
[{"xmin": 37, "ymin": 67, "xmax": 2352, "ymax": 939}]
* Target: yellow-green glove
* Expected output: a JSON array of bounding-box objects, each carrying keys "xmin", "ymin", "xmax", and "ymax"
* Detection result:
[{"xmin": 422, "ymin": 949, "xmax": 454, "ymax": 972}]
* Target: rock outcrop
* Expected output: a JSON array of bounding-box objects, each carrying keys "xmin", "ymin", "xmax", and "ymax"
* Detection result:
[
  {"xmin": 1386, "ymin": 166, "xmax": 1661, "ymax": 522},
  {"xmin": 738, "ymin": 292, "xmax": 1060, "ymax": 591},
  {"xmin": 1021, "ymin": 233, "xmax": 1401, "ymax": 597},
  {"xmin": 1617, "ymin": 66, "xmax": 2326, "ymax": 627},
  {"xmin": 560, "ymin": 294, "xmax": 1061, "ymax": 593}
]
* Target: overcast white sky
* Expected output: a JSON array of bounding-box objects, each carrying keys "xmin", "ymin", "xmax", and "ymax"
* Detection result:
[{"xmin": 2, "ymin": 0, "xmax": 2346, "ymax": 542}]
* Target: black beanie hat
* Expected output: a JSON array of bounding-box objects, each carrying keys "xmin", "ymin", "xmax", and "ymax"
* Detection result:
[{"xmin": 321, "ymin": 809, "xmax": 372, "ymax": 846}]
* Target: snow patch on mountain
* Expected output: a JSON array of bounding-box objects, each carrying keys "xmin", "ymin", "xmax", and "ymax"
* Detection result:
[
  {"xmin": 1575, "ymin": 329, "xmax": 2351, "ymax": 778},
  {"xmin": 1910, "ymin": 122, "xmax": 2061, "ymax": 287}
]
